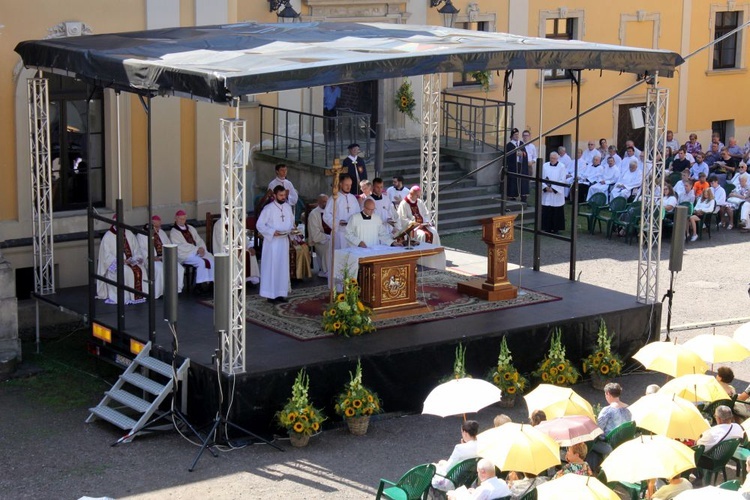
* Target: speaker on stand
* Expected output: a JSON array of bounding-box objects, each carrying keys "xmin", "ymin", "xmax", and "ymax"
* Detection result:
[{"xmin": 662, "ymin": 205, "xmax": 687, "ymax": 341}]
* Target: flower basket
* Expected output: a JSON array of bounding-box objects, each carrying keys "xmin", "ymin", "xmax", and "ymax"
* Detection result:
[
  {"xmin": 346, "ymin": 416, "xmax": 371, "ymax": 436},
  {"xmin": 532, "ymin": 329, "xmax": 580, "ymax": 386},
  {"xmin": 335, "ymin": 359, "xmax": 382, "ymax": 435},
  {"xmin": 277, "ymin": 369, "xmax": 326, "ymax": 444},
  {"xmin": 488, "ymin": 337, "xmax": 529, "ymax": 402},
  {"xmin": 394, "ymin": 79, "xmax": 417, "ymax": 122},
  {"xmin": 322, "ymin": 271, "xmax": 375, "ymax": 337},
  {"xmin": 582, "ymin": 319, "xmax": 623, "ymax": 386}
]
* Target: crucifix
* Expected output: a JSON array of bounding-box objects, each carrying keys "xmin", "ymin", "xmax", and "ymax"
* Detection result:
[{"xmin": 328, "ymin": 158, "xmax": 343, "ymax": 303}]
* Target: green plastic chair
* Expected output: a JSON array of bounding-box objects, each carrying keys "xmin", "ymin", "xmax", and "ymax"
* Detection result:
[
  {"xmin": 598, "ymin": 470, "xmax": 642, "ymax": 500},
  {"xmin": 605, "ymin": 420, "xmax": 637, "ymax": 450},
  {"xmin": 376, "ymin": 463, "xmax": 436, "ymax": 500},
  {"xmin": 682, "ymin": 444, "xmax": 705, "ymax": 480},
  {"xmin": 610, "ymin": 201, "xmax": 641, "ymax": 243},
  {"xmin": 719, "ymin": 479, "xmax": 741, "ymax": 490},
  {"xmin": 731, "ymin": 435, "xmax": 750, "ymax": 481},
  {"xmin": 597, "ymin": 196, "xmax": 628, "ymax": 238},
  {"xmin": 668, "ymin": 172, "xmax": 682, "ymax": 187},
  {"xmin": 578, "ymin": 192, "xmax": 608, "ymax": 234},
  {"xmin": 697, "ymin": 438, "xmax": 741, "ymax": 486},
  {"xmin": 699, "ymin": 398, "xmax": 735, "ymax": 425},
  {"xmin": 518, "ymin": 489, "xmax": 538, "ymax": 500},
  {"xmin": 430, "ymin": 458, "xmax": 480, "ymax": 499}
]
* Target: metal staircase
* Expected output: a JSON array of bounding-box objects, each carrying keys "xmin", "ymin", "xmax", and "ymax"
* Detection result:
[{"xmin": 86, "ymin": 342, "xmax": 190, "ymax": 442}]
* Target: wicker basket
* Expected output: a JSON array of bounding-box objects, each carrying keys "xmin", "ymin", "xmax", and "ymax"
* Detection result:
[
  {"xmin": 289, "ymin": 432, "xmax": 310, "ymax": 448},
  {"xmin": 346, "ymin": 416, "xmax": 371, "ymax": 436},
  {"xmin": 498, "ymin": 393, "xmax": 516, "ymax": 408},
  {"xmin": 590, "ymin": 372, "xmax": 608, "ymax": 391}
]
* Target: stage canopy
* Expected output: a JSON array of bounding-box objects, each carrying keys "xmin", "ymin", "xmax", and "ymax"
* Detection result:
[{"xmin": 15, "ymin": 22, "xmax": 684, "ymax": 103}]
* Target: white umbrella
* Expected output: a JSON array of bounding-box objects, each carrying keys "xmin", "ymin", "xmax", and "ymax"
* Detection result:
[
  {"xmin": 675, "ymin": 486, "xmax": 743, "ymax": 498},
  {"xmin": 422, "ymin": 377, "xmax": 501, "ymax": 418},
  {"xmin": 536, "ymin": 474, "xmax": 619, "ymax": 500},
  {"xmin": 601, "ymin": 435, "xmax": 695, "ymax": 484}
]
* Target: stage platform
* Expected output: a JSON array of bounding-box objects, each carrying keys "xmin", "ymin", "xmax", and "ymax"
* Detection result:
[{"xmin": 37, "ymin": 269, "xmax": 661, "ymax": 436}]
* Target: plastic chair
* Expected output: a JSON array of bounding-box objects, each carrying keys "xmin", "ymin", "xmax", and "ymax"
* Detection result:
[
  {"xmin": 578, "ymin": 192, "xmax": 607, "ymax": 234},
  {"xmin": 719, "ymin": 479, "xmax": 741, "ymax": 490},
  {"xmin": 596, "ymin": 196, "xmax": 628, "ymax": 237},
  {"xmin": 682, "ymin": 444, "xmax": 705, "ymax": 480},
  {"xmin": 697, "ymin": 438, "xmax": 741, "ymax": 486},
  {"xmin": 668, "ymin": 172, "xmax": 682, "ymax": 187},
  {"xmin": 731, "ymin": 435, "xmax": 750, "ymax": 481},
  {"xmin": 518, "ymin": 489, "xmax": 538, "ymax": 500},
  {"xmin": 376, "ymin": 463, "xmax": 436, "ymax": 500},
  {"xmin": 605, "ymin": 421, "xmax": 637, "ymax": 450},
  {"xmin": 598, "ymin": 470, "xmax": 642, "ymax": 500},
  {"xmin": 700, "ymin": 398, "xmax": 735, "ymax": 425},
  {"xmin": 610, "ymin": 201, "xmax": 641, "ymax": 244},
  {"xmin": 430, "ymin": 458, "xmax": 479, "ymax": 499}
]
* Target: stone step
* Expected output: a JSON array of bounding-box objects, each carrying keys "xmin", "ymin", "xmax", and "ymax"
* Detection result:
[
  {"xmin": 439, "ymin": 186, "xmax": 500, "ymax": 200},
  {"xmin": 381, "ymin": 158, "xmax": 463, "ymax": 173},
  {"xmin": 438, "ymin": 193, "xmax": 504, "ymax": 210},
  {"xmin": 438, "ymin": 206, "xmax": 535, "ymax": 233}
]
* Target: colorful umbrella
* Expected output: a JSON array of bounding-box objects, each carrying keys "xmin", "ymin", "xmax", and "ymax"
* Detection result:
[
  {"xmin": 536, "ymin": 474, "xmax": 618, "ymax": 500},
  {"xmin": 534, "ymin": 415, "xmax": 603, "ymax": 446},
  {"xmin": 601, "ymin": 435, "xmax": 696, "ymax": 483},
  {"xmin": 627, "ymin": 393, "xmax": 709, "ymax": 440},
  {"xmin": 422, "ymin": 378, "xmax": 501, "ymax": 418},
  {"xmin": 632, "ymin": 341, "xmax": 707, "ymax": 377},
  {"xmin": 524, "ymin": 384, "xmax": 596, "ymax": 421},
  {"xmin": 476, "ymin": 423, "xmax": 561, "ymax": 475},
  {"xmin": 659, "ymin": 374, "xmax": 732, "ymax": 403},
  {"xmin": 682, "ymin": 334, "xmax": 750, "ymax": 364}
]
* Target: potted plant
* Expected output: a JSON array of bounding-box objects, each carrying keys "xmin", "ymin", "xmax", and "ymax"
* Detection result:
[
  {"xmin": 441, "ymin": 343, "xmax": 469, "ymax": 382},
  {"xmin": 533, "ymin": 328, "xmax": 580, "ymax": 386},
  {"xmin": 322, "ymin": 274, "xmax": 375, "ymax": 337},
  {"xmin": 582, "ymin": 319, "xmax": 623, "ymax": 390},
  {"xmin": 334, "ymin": 359, "xmax": 382, "ymax": 435},
  {"xmin": 488, "ymin": 336, "xmax": 529, "ymax": 408},
  {"xmin": 277, "ymin": 369, "xmax": 326, "ymax": 447}
]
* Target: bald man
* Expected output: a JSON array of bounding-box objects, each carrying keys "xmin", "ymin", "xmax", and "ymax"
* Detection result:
[{"xmin": 345, "ymin": 199, "xmax": 399, "ymax": 248}]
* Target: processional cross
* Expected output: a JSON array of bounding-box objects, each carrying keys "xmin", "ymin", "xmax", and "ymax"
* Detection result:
[{"xmin": 328, "ymin": 158, "xmax": 343, "ymax": 303}]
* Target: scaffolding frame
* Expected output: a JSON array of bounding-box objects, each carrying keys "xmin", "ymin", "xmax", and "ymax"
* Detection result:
[
  {"xmin": 219, "ymin": 118, "xmax": 247, "ymax": 374},
  {"xmin": 420, "ymin": 74, "xmax": 441, "ymax": 228},
  {"xmin": 637, "ymin": 81, "xmax": 669, "ymax": 304}
]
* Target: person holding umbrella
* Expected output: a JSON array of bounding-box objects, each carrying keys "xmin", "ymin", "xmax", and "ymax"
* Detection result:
[{"xmin": 432, "ymin": 420, "xmax": 480, "ymax": 492}]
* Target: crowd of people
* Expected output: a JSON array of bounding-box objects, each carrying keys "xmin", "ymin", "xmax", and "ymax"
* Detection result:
[
  {"xmin": 424, "ymin": 376, "xmax": 750, "ymax": 500},
  {"xmin": 532, "ymin": 131, "xmax": 750, "ymax": 240}
]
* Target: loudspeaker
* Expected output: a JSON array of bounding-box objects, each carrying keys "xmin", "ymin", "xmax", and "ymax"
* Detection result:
[
  {"xmin": 214, "ymin": 253, "xmax": 230, "ymax": 334},
  {"xmin": 629, "ymin": 106, "xmax": 645, "ymax": 129},
  {"xmin": 163, "ymin": 244, "xmax": 179, "ymax": 324},
  {"xmin": 668, "ymin": 205, "xmax": 687, "ymax": 273}
]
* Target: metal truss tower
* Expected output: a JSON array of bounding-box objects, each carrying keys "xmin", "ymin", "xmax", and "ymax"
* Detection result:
[
  {"xmin": 219, "ymin": 118, "xmax": 247, "ymax": 373},
  {"xmin": 420, "ymin": 74, "xmax": 441, "ymax": 228},
  {"xmin": 637, "ymin": 83, "xmax": 669, "ymax": 304},
  {"xmin": 28, "ymin": 77, "xmax": 55, "ymax": 296}
]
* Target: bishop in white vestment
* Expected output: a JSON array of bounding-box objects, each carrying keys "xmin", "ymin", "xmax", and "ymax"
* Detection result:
[
  {"xmin": 136, "ymin": 215, "xmax": 182, "ymax": 299},
  {"xmin": 170, "ymin": 210, "xmax": 215, "ymax": 284},
  {"xmin": 97, "ymin": 222, "xmax": 148, "ymax": 304},
  {"xmin": 397, "ymin": 186, "xmax": 446, "ymax": 270},
  {"xmin": 257, "ymin": 186, "xmax": 295, "ymax": 302}
]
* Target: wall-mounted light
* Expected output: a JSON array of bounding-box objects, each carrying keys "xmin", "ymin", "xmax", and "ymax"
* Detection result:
[
  {"xmin": 430, "ymin": 0, "xmax": 460, "ymax": 28},
  {"xmin": 269, "ymin": 0, "xmax": 301, "ymax": 23}
]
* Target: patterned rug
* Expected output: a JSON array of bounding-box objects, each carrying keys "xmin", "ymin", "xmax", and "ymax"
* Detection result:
[{"xmin": 203, "ymin": 269, "xmax": 561, "ymax": 341}]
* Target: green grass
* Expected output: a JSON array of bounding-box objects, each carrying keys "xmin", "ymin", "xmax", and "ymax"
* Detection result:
[{"xmin": 7, "ymin": 325, "xmax": 121, "ymax": 411}]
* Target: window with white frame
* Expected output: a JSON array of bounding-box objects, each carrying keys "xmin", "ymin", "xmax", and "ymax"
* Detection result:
[
  {"xmin": 544, "ymin": 18, "xmax": 575, "ymax": 80},
  {"xmin": 452, "ymin": 20, "xmax": 492, "ymax": 87},
  {"xmin": 713, "ymin": 10, "xmax": 741, "ymax": 69}
]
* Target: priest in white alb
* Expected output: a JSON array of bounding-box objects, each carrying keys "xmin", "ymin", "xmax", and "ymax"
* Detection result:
[
  {"xmin": 257, "ymin": 185, "xmax": 295, "ymax": 303},
  {"xmin": 610, "ymin": 160, "xmax": 642, "ymax": 200},
  {"xmin": 170, "ymin": 209, "xmax": 215, "ymax": 289},
  {"xmin": 323, "ymin": 174, "xmax": 359, "ymax": 250},
  {"xmin": 588, "ymin": 155, "xmax": 621, "ymax": 201},
  {"xmin": 307, "ymin": 194, "xmax": 331, "ymax": 278},
  {"xmin": 346, "ymin": 199, "xmax": 399, "ymax": 248},
  {"xmin": 397, "ymin": 185, "xmax": 446, "ymax": 270},
  {"xmin": 369, "ymin": 177, "xmax": 400, "ymax": 236},
  {"xmin": 96, "ymin": 216, "xmax": 148, "ymax": 304},
  {"xmin": 268, "ymin": 163, "xmax": 299, "ymax": 208},
  {"xmin": 136, "ymin": 214, "xmax": 182, "ymax": 299}
]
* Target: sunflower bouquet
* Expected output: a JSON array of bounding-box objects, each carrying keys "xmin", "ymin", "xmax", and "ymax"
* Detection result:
[
  {"xmin": 440, "ymin": 343, "xmax": 470, "ymax": 383},
  {"xmin": 488, "ymin": 336, "xmax": 529, "ymax": 397},
  {"xmin": 395, "ymin": 79, "xmax": 417, "ymax": 122},
  {"xmin": 322, "ymin": 273, "xmax": 375, "ymax": 337},
  {"xmin": 277, "ymin": 369, "xmax": 326, "ymax": 437},
  {"xmin": 582, "ymin": 320, "xmax": 622, "ymax": 380},
  {"xmin": 335, "ymin": 359, "xmax": 382, "ymax": 420},
  {"xmin": 533, "ymin": 328, "xmax": 580, "ymax": 386}
]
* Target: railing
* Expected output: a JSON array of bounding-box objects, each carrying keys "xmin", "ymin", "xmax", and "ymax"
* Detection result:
[
  {"xmin": 258, "ymin": 105, "xmax": 371, "ymax": 169},
  {"xmin": 441, "ymin": 91, "xmax": 512, "ymax": 153}
]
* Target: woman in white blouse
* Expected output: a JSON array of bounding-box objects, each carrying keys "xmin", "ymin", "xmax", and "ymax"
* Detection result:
[{"xmin": 687, "ymin": 187, "xmax": 715, "ymax": 241}]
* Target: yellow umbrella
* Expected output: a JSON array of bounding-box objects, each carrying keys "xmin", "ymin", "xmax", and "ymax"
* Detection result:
[
  {"xmin": 682, "ymin": 334, "xmax": 750, "ymax": 364},
  {"xmin": 523, "ymin": 384, "xmax": 596, "ymax": 421},
  {"xmin": 601, "ymin": 435, "xmax": 695, "ymax": 483},
  {"xmin": 632, "ymin": 341, "xmax": 708, "ymax": 377},
  {"xmin": 659, "ymin": 374, "xmax": 732, "ymax": 403},
  {"xmin": 627, "ymin": 393, "xmax": 709, "ymax": 440},
  {"xmin": 536, "ymin": 474, "xmax": 618, "ymax": 500},
  {"xmin": 476, "ymin": 423, "xmax": 561, "ymax": 475}
]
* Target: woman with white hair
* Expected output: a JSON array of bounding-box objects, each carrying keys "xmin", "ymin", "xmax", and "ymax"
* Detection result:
[{"xmin": 722, "ymin": 173, "xmax": 750, "ymax": 230}]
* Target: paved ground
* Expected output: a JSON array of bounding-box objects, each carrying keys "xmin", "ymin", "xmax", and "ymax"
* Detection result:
[{"xmin": 3, "ymin": 220, "xmax": 750, "ymax": 499}]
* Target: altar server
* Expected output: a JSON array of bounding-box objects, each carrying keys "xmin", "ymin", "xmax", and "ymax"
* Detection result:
[
  {"xmin": 256, "ymin": 185, "xmax": 294, "ymax": 303},
  {"xmin": 97, "ymin": 216, "xmax": 148, "ymax": 304},
  {"xmin": 346, "ymin": 199, "xmax": 397, "ymax": 248}
]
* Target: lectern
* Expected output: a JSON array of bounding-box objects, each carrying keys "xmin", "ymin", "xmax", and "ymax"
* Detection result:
[{"xmin": 456, "ymin": 214, "xmax": 518, "ymax": 301}]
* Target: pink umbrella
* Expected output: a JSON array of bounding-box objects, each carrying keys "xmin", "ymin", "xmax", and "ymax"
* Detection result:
[{"xmin": 534, "ymin": 415, "xmax": 603, "ymax": 446}]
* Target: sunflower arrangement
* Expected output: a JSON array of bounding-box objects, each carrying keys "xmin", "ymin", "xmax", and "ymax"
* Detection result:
[
  {"xmin": 440, "ymin": 343, "xmax": 470, "ymax": 382},
  {"xmin": 488, "ymin": 336, "xmax": 529, "ymax": 397},
  {"xmin": 533, "ymin": 329, "xmax": 580, "ymax": 386},
  {"xmin": 322, "ymin": 273, "xmax": 375, "ymax": 337},
  {"xmin": 582, "ymin": 320, "xmax": 622, "ymax": 379},
  {"xmin": 335, "ymin": 359, "xmax": 383, "ymax": 419},
  {"xmin": 471, "ymin": 71, "xmax": 491, "ymax": 92},
  {"xmin": 277, "ymin": 369, "xmax": 326, "ymax": 436},
  {"xmin": 395, "ymin": 79, "xmax": 417, "ymax": 122}
]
